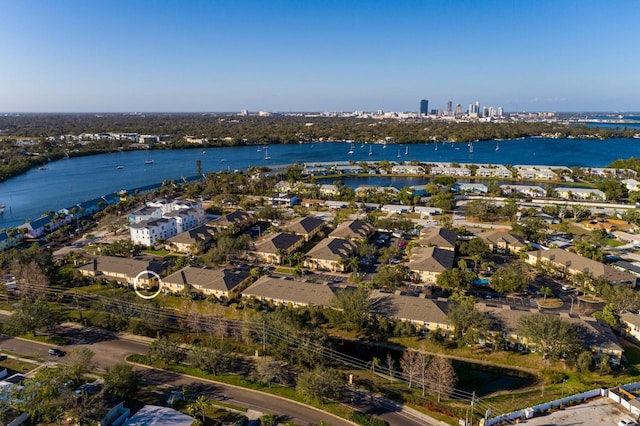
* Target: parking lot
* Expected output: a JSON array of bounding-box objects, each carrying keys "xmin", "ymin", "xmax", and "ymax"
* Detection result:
[{"xmin": 522, "ymin": 397, "xmax": 628, "ymax": 425}]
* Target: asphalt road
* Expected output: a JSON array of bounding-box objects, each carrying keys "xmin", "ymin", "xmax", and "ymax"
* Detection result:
[{"xmin": 0, "ymin": 324, "xmax": 435, "ymax": 426}]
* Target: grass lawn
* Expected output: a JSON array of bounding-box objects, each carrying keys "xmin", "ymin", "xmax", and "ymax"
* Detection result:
[{"xmin": 537, "ymin": 298, "xmax": 564, "ymax": 308}]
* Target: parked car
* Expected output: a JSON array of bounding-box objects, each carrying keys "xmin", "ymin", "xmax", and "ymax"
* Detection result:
[
  {"xmin": 48, "ymin": 348, "xmax": 66, "ymax": 357},
  {"xmin": 74, "ymin": 382, "xmax": 101, "ymax": 396},
  {"xmin": 618, "ymin": 419, "xmax": 637, "ymax": 426}
]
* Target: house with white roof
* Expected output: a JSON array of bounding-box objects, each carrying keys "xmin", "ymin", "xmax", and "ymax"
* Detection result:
[
  {"xmin": 499, "ymin": 184, "xmax": 546, "ymax": 198},
  {"xmin": 476, "ymin": 166, "xmax": 512, "ymax": 178},
  {"xmin": 622, "ymin": 178, "xmax": 640, "ymax": 192}
]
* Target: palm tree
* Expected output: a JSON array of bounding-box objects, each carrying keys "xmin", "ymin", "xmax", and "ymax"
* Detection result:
[
  {"xmin": 187, "ymin": 395, "xmax": 210, "ymax": 423},
  {"xmin": 369, "ymin": 356, "xmax": 381, "ymax": 377}
]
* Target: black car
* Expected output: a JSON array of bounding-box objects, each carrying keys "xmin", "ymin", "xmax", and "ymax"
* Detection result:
[{"xmin": 48, "ymin": 348, "xmax": 66, "ymax": 357}]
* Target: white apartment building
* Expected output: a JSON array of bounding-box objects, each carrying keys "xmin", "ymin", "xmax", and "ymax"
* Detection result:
[{"xmin": 129, "ymin": 199, "xmax": 206, "ymax": 246}]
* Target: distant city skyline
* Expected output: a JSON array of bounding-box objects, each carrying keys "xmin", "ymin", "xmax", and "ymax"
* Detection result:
[{"xmin": 1, "ymin": 0, "xmax": 639, "ymax": 113}]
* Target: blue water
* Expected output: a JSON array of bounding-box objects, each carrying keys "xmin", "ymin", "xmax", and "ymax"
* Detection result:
[{"xmin": 1, "ymin": 137, "xmax": 640, "ymax": 229}]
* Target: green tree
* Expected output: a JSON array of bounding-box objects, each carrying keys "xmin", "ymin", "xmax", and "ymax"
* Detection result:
[
  {"xmin": 446, "ymin": 292, "xmax": 490, "ymax": 343},
  {"xmin": 66, "ymin": 347, "xmax": 95, "ymax": 383},
  {"xmin": 104, "ymin": 363, "xmax": 141, "ymax": 399},
  {"xmin": 491, "ymin": 262, "xmax": 529, "ymax": 294},
  {"xmin": 190, "ymin": 341, "xmax": 236, "ymax": 376},
  {"xmin": 253, "ymin": 359, "xmax": 287, "ymax": 389},
  {"xmin": 511, "ymin": 217, "xmax": 548, "ymax": 243},
  {"xmin": 518, "ymin": 313, "xmax": 588, "ymax": 362},
  {"xmin": 296, "ymin": 368, "xmax": 345, "ymax": 404},
  {"xmin": 327, "ymin": 287, "xmax": 372, "ymax": 333},
  {"xmin": 594, "ymin": 303, "xmax": 620, "ymax": 327},
  {"xmin": 576, "ymin": 351, "xmax": 593, "ymax": 372},
  {"xmin": 148, "ymin": 336, "xmax": 186, "ymax": 365},
  {"xmin": 187, "ymin": 395, "xmax": 210, "ymax": 424},
  {"xmin": 2, "ymin": 297, "xmax": 59, "ymax": 336}
]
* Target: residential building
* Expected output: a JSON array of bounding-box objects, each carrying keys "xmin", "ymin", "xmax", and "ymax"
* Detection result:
[
  {"xmin": 283, "ymin": 216, "xmax": 326, "ymax": 241},
  {"xmin": 420, "ymin": 99, "xmax": 429, "ymax": 116},
  {"xmin": 477, "ymin": 230, "xmax": 527, "ymax": 255},
  {"xmin": 454, "ymin": 183, "xmax": 488, "ymax": 193},
  {"xmin": 166, "ymin": 225, "xmax": 218, "ymax": 254},
  {"xmin": 391, "ymin": 165, "xmax": 424, "ymax": 174},
  {"xmin": 622, "ymin": 178, "xmax": 640, "ymax": 192},
  {"xmin": 128, "ymin": 199, "xmax": 206, "ymax": 246},
  {"xmin": 249, "ymin": 232, "xmax": 304, "ymax": 264},
  {"xmin": 621, "ymin": 312, "xmax": 640, "ymax": 343},
  {"xmin": 526, "ymin": 248, "xmax": 636, "ymax": 286},
  {"xmin": 329, "ymin": 219, "xmax": 375, "ymax": 240},
  {"xmin": 369, "ymin": 290, "xmax": 451, "ymax": 333},
  {"xmin": 130, "ymin": 218, "xmax": 177, "ymax": 247},
  {"xmin": 77, "ymin": 256, "xmax": 167, "ymax": 287},
  {"xmin": 430, "ymin": 166, "xmax": 471, "ymax": 176},
  {"xmin": 210, "ymin": 211, "xmax": 256, "ymax": 231},
  {"xmin": 476, "ymin": 167, "xmax": 512, "ymax": 178},
  {"xmin": 242, "ymin": 276, "xmax": 337, "ymax": 307},
  {"xmin": 162, "ymin": 266, "xmax": 250, "ymax": 299},
  {"xmin": 555, "ymin": 187, "xmax": 606, "ymax": 201},
  {"xmin": 499, "ymin": 184, "xmax": 546, "ymax": 198},
  {"xmin": 268, "ymin": 193, "xmax": 298, "ymax": 207},
  {"xmin": 408, "ymin": 246, "xmax": 455, "ymax": 283},
  {"xmin": 414, "ymin": 206, "xmax": 442, "ymax": 219},
  {"xmin": 416, "ymin": 227, "xmax": 457, "ymax": 251},
  {"xmin": 304, "ymin": 238, "xmax": 356, "ymax": 272}
]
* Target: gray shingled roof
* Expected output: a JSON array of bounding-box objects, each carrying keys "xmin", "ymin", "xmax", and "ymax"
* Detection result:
[
  {"xmin": 532, "ymin": 248, "xmax": 636, "ymax": 284},
  {"xmin": 163, "ymin": 266, "xmax": 249, "ymax": 292},
  {"xmin": 305, "ymin": 237, "xmax": 355, "ymax": 261},
  {"xmin": 408, "ymin": 246, "xmax": 455, "ymax": 273},
  {"xmin": 242, "ymin": 276, "xmax": 336, "ymax": 306},
  {"xmin": 253, "ymin": 232, "xmax": 303, "ymax": 254},
  {"xmin": 477, "ymin": 230, "xmax": 526, "ymax": 249},
  {"xmin": 329, "ymin": 219, "xmax": 375, "ymax": 240},
  {"xmin": 284, "ymin": 216, "xmax": 325, "ymax": 236},
  {"xmin": 416, "ymin": 227, "xmax": 457, "ymax": 249},
  {"xmin": 369, "ymin": 290, "xmax": 449, "ymax": 326}
]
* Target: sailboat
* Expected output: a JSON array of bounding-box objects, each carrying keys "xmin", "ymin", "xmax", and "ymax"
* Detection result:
[
  {"xmin": 397, "ymin": 147, "xmax": 401, "ymax": 158},
  {"xmin": 469, "ymin": 142, "xmax": 474, "ymax": 153},
  {"xmin": 368, "ymin": 145, "xmax": 373, "ymax": 156},
  {"xmin": 495, "ymin": 141, "xmax": 500, "ymax": 151},
  {"xmin": 405, "ymin": 146, "xmax": 408, "ymax": 156},
  {"xmin": 145, "ymin": 150, "xmax": 154, "ymax": 164},
  {"xmin": 264, "ymin": 146, "xmax": 271, "ymax": 160},
  {"xmin": 348, "ymin": 142, "xmax": 354, "ymax": 154},
  {"xmin": 434, "ymin": 141, "xmax": 438, "ymax": 151}
]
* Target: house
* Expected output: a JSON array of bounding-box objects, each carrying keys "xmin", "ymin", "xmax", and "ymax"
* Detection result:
[
  {"xmin": 319, "ymin": 184, "xmax": 339, "ymax": 196},
  {"xmin": 454, "ymin": 183, "xmax": 488, "ymax": 193},
  {"xmin": 414, "ymin": 206, "xmax": 442, "ymax": 219},
  {"xmin": 516, "ymin": 166, "xmax": 557, "ymax": 180},
  {"xmin": 129, "ymin": 199, "xmax": 206, "ymax": 246},
  {"xmin": 369, "ymin": 290, "xmax": 451, "ymax": 333},
  {"xmin": 211, "ymin": 211, "xmax": 256, "ymax": 231},
  {"xmin": 526, "ymin": 248, "xmax": 637, "ymax": 286},
  {"xmin": 268, "ymin": 193, "xmax": 298, "ymax": 207},
  {"xmin": 476, "ymin": 167, "xmax": 512, "ymax": 178},
  {"xmin": 499, "ymin": 184, "xmax": 546, "ymax": 198},
  {"xmin": 622, "ymin": 178, "xmax": 640, "ymax": 192},
  {"xmin": 329, "ymin": 219, "xmax": 375, "ymax": 240},
  {"xmin": 416, "ymin": 227, "xmax": 457, "ymax": 251},
  {"xmin": 77, "ymin": 256, "xmax": 167, "ymax": 287},
  {"xmin": 430, "ymin": 166, "xmax": 471, "ymax": 176},
  {"xmin": 0, "ymin": 231, "xmax": 23, "ymax": 251},
  {"xmin": 249, "ymin": 232, "xmax": 304, "ymax": 264},
  {"xmin": 242, "ymin": 276, "xmax": 337, "ymax": 307},
  {"xmin": 22, "ymin": 212, "xmax": 72, "ymax": 239},
  {"xmin": 304, "ymin": 238, "xmax": 357, "ymax": 272},
  {"xmin": 391, "ymin": 165, "xmax": 424, "ymax": 174},
  {"xmin": 477, "ymin": 230, "xmax": 527, "ymax": 255},
  {"xmin": 381, "ymin": 204, "xmax": 410, "ymax": 214},
  {"xmin": 407, "ymin": 246, "xmax": 455, "ymax": 283},
  {"xmin": 620, "ymin": 312, "xmax": 640, "ymax": 342},
  {"xmin": 283, "ymin": 216, "xmax": 326, "ymax": 241},
  {"xmin": 162, "ymin": 266, "xmax": 250, "ymax": 299},
  {"xmin": 166, "ymin": 225, "xmax": 218, "ymax": 254},
  {"xmin": 555, "ymin": 187, "xmax": 606, "ymax": 201},
  {"xmin": 123, "ymin": 405, "xmax": 194, "ymax": 426}
]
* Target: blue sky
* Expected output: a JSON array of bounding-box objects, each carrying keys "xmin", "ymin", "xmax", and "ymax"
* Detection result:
[{"xmin": 1, "ymin": 0, "xmax": 638, "ymax": 113}]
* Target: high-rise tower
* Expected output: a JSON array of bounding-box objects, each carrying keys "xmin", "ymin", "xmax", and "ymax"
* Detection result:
[{"xmin": 420, "ymin": 99, "xmax": 429, "ymax": 116}]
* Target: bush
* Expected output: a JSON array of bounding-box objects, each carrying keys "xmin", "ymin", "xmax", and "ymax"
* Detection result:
[{"xmin": 350, "ymin": 411, "xmax": 387, "ymax": 426}]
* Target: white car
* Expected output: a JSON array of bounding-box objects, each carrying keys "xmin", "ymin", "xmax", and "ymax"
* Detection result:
[{"xmin": 618, "ymin": 418, "xmax": 638, "ymax": 426}]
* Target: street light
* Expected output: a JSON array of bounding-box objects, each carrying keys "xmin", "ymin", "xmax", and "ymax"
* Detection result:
[{"xmin": 560, "ymin": 378, "xmax": 567, "ymax": 407}]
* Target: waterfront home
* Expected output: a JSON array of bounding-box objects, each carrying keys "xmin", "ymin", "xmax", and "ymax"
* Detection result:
[
  {"xmin": 515, "ymin": 166, "xmax": 557, "ymax": 180},
  {"xmin": 166, "ymin": 225, "xmax": 218, "ymax": 254},
  {"xmin": 319, "ymin": 184, "xmax": 339, "ymax": 196},
  {"xmin": 430, "ymin": 166, "xmax": 471, "ymax": 176},
  {"xmin": 526, "ymin": 248, "xmax": 636, "ymax": 286},
  {"xmin": 416, "ymin": 227, "xmax": 457, "ymax": 251},
  {"xmin": 77, "ymin": 255, "xmax": 167, "ymax": 287},
  {"xmin": 304, "ymin": 237, "xmax": 357, "ymax": 272},
  {"xmin": 324, "ymin": 200, "xmax": 348, "ymax": 210},
  {"xmin": 407, "ymin": 246, "xmax": 455, "ymax": 284},
  {"xmin": 477, "ymin": 230, "xmax": 527, "ymax": 255},
  {"xmin": 369, "ymin": 290, "xmax": 451, "ymax": 333},
  {"xmin": 332, "ymin": 164, "xmax": 364, "ymax": 174},
  {"xmin": 622, "ymin": 178, "xmax": 640, "ymax": 192},
  {"xmin": 283, "ymin": 216, "xmax": 326, "ymax": 241},
  {"xmin": 161, "ymin": 266, "xmax": 250, "ymax": 300},
  {"xmin": 499, "ymin": 184, "xmax": 546, "ymax": 198},
  {"xmin": 248, "ymin": 232, "xmax": 304, "ymax": 264},
  {"xmin": 555, "ymin": 187, "xmax": 606, "ymax": 201},
  {"xmin": 242, "ymin": 276, "xmax": 337, "ymax": 307},
  {"xmin": 476, "ymin": 166, "xmax": 512, "ymax": 178},
  {"xmin": 22, "ymin": 211, "xmax": 73, "ymax": 239},
  {"xmin": 355, "ymin": 185, "xmax": 399, "ymax": 196},
  {"xmin": 391, "ymin": 165, "xmax": 424, "ymax": 174},
  {"xmin": 0, "ymin": 232, "xmax": 23, "ymax": 251},
  {"xmin": 453, "ymin": 182, "xmax": 488, "ymax": 193},
  {"xmin": 329, "ymin": 219, "xmax": 375, "ymax": 240}
]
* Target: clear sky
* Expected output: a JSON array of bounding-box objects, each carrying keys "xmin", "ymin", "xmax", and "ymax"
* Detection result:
[{"xmin": 1, "ymin": 0, "xmax": 638, "ymax": 113}]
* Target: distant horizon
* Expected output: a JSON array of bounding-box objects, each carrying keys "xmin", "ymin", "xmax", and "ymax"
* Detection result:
[
  {"xmin": 2, "ymin": 0, "xmax": 639, "ymax": 113},
  {"xmin": 2, "ymin": 110, "xmax": 640, "ymax": 115}
]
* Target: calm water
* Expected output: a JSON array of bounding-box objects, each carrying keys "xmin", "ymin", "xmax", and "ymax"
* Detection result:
[{"xmin": 1, "ymin": 137, "xmax": 640, "ymax": 228}]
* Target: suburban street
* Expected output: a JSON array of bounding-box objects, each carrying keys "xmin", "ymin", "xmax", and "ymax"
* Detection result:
[{"xmin": 0, "ymin": 322, "xmax": 437, "ymax": 426}]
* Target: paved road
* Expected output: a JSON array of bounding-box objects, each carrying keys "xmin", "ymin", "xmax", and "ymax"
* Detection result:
[{"xmin": 0, "ymin": 325, "xmax": 435, "ymax": 426}]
